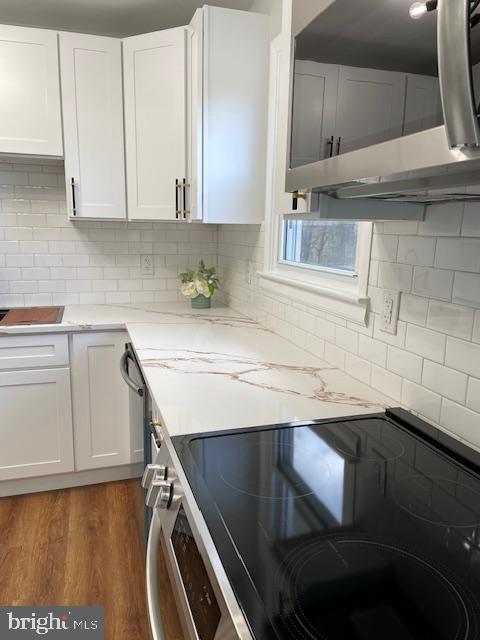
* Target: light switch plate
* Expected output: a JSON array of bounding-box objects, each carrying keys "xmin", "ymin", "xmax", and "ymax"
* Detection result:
[
  {"xmin": 141, "ymin": 254, "xmax": 154, "ymax": 276},
  {"xmin": 380, "ymin": 289, "xmax": 400, "ymax": 335}
]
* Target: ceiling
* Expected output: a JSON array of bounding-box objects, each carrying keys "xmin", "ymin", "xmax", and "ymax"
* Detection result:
[
  {"xmin": 0, "ymin": 0, "xmax": 255, "ymax": 37},
  {"xmin": 295, "ymin": 0, "xmax": 480, "ymax": 76}
]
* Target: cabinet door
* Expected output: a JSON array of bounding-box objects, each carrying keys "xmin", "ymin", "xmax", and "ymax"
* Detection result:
[
  {"xmin": 123, "ymin": 28, "xmax": 187, "ymax": 221},
  {"xmin": 335, "ymin": 66, "xmax": 406, "ymax": 155},
  {"xmin": 0, "ymin": 25, "xmax": 63, "ymax": 156},
  {"xmin": 201, "ymin": 6, "xmax": 269, "ymax": 224},
  {"xmin": 71, "ymin": 332, "xmax": 140, "ymax": 471},
  {"xmin": 60, "ymin": 33, "xmax": 126, "ymax": 220},
  {"xmin": 186, "ymin": 9, "xmax": 203, "ymax": 221},
  {"xmin": 403, "ymin": 74, "xmax": 442, "ymax": 136},
  {"xmin": 291, "ymin": 61, "xmax": 339, "ymax": 168},
  {"xmin": 0, "ymin": 368, "xmax": 73, "ymax": 481}
]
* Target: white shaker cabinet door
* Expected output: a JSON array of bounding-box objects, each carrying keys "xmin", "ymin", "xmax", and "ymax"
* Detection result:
[
  {"xmin": 123, "ymin": 28, "xmax": 187, "ymax": 221},
  {"xmin": 0, "ymin": 25, "xmax": 63, "ymax": 156},
  {"xmin": 0, "ymin": 368, "xmax": 74, "ymax": 481},
  {"xmin": 335, "ymin": 66, "xmax": 406, "ymax": 155},
  {"xmin": 71, "ymin": 332, "xmax": 140, "ymax": 471},
  {"xmin": 290, "ymin": 61, "xmax": 339, "ymax": 168},
  {"xmin": 60, "ymin": 33, "xmax": 126, "ymax": 219},
  {"xmin": 403, "ymin": 73, "xmax": 442, "ymax": 136}
]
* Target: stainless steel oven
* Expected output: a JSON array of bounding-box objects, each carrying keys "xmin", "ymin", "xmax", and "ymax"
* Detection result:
[
  {"xmin": 142, "ymin": 432, "xmax": 252, "ymax": 640},
  {"xmin": 286, "ymin": 0, "xmax": 480, "ymax": 201}
]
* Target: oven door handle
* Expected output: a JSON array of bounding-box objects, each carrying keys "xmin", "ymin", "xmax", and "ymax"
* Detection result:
[
  {"xmin": 120, "ymin": 349, "xmax": 144, "ymax": 397},
  {"xmin": 146, "ymin": 509, "xmax": 166, "ymax": 640},
  {"xmin": 438, "ymin": 0, "xmax": 480, "ymax": 148}
]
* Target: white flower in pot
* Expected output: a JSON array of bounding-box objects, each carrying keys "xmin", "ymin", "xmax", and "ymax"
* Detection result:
[{"xmin": 179, "ymin": 261, "xmax": 220, "ymax": 309}]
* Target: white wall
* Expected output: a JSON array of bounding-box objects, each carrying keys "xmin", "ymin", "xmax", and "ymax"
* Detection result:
[
  {"xmin": 217, "ymin": 203, "xmax": 480, "ymax": 451},
  {"xmin": 0, "ymin": 159, "xmax": 217, "ymax": 306}
]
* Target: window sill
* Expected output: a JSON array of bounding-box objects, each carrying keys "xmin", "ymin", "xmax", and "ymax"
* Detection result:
[{"xmin": 258, "ymin": 271, "xmax": 370, "ymax": 325}]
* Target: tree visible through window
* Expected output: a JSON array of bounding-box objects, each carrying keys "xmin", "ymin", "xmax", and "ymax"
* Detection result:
[{"xmin": 282, "ymin": 220, "xmax": 358, "ymax": 274}]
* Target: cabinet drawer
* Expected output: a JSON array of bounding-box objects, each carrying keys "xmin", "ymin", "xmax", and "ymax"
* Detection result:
[{"xmin": 0, "ymin": 334, "xmax": 69, "ymax": 370}]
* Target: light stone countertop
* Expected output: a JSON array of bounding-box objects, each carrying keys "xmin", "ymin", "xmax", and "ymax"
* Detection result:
[{"xmin": 0, "ymin": 302, "xmax": 394, "ymax": 437}]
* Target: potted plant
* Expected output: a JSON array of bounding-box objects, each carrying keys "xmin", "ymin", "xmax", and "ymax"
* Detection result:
[{"xmin": 179, "ymin": 260, "xmax": 220, "ymax": 309}]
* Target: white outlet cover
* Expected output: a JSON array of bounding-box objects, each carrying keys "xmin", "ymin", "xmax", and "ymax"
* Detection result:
[
  {"xmin": 141, "ymin": 254, "xmax": 154, "ymax": 276},
  {"xmin": 380, "ymin": 289, "xmax": 401, "ymax": 335}
]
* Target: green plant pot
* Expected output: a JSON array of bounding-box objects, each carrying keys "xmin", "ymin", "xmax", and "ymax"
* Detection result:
[{"xmin": 191, "ymin": 294, "xmax": 211, "ymax": 309}]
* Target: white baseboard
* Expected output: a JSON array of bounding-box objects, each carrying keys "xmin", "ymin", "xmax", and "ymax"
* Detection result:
[{"xmin": 0, "ymin": 463, "xmax": 144, "ymax": 498}]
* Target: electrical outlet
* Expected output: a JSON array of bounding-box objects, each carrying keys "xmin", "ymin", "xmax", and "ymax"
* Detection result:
[
  {"xmin": 141, "ymin": 254, "xmax": 154, "ymax": 276},
  {"xmin": 380, "ymin": 289, "xmax": 400, "ymax": 335}
]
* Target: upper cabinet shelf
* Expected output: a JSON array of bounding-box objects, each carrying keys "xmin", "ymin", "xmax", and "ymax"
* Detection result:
[{"xmin": 0, "ymin": 25, "xmax": 63, "ymax": 157}]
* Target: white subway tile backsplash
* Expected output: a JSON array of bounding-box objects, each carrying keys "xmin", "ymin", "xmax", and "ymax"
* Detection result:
[
  {"xmin": 397, "ymin": 236, "xmax": 436, "ymax": 266},
  {"xmin": 0, "ymin": 161, "xmax": 217, "ymax": 306},
  {"xmin": 445, "ymin": 337, "xmax": 480, "ymax": 377},
  {"xmin": 412, "ymin": 267, "xmax": 454, "ymax": 301},
  {"xmin": 399, "ymin": 293, "xmax": 428, "ymax": 326},
  {"xmin": 418, "ymin": 202, "xmax": 464, "ymax": 236},
  {"xmin": 405, "ymin": 324, "xmax": 446, "ymax": 363},
  {"xmin": 466, "ymin": 377, "xmax": 480, "ymax": 413},
  {"xmin": 401, "ymin": 380, "xmax": 441, "ymax": 423},
  {"xmin": 452, "ymin": 272, "xmax": 480, "ymax": 308},
  {"xmin": 358, "ymin": 335, "xmax": 387, "ymax": 367},
  {"xmin": 422, "ymin": 360, "xmax": 468, "ymax": 404},
  {"xmin": 435, "ymin": 238, "xmax": 480, "ymax": 271},
  {"xmin": 371, "ymin": 365, "xmax": 402, "ymax": 402},
  {"xmin": 387, "ymin": 345, "xmax": 423, "ymax": 383},
  {"xmin": 426, "ymin": 300, "xmax": 474, "ymax": 340},
  {"xmin": 440, "ymin": 400, "xmax": 480, "ymax": 448},
  {"xmin": 378, "ymin": 262, "xmax": 413, "ymax": 290},
  {"xmin": 371, "ymin": 234, "xmax": 398, "ymax": 262}
]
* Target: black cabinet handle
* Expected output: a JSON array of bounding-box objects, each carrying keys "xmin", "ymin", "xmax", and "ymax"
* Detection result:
[
  {"xmin": 71, "ymin": 177, "xmax": 77, "ymax": 216},
  {"xmin": 182, "ymin": 178, "xmax": 190, "ymax": 220},
  {"xmin": 175, "ymin": 178, "xmax": 180, "ymax": 219},
  {"xmin": 327, "ymin": 135, "xmax": 334, "ymax": 158},
  {"xmin": 336, "ymin": 136, "xmax": 342, "ymax": 155}
]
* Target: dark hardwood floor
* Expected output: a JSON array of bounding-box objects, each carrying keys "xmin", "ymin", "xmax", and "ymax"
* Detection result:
[{"xmin": 0, "ymin": 480, "xmax": 184, "ymax": 640}]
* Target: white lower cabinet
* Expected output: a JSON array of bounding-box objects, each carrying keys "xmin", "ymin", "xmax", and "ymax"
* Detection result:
[
  {"xmin": 71, "ymin": 332, "xmax": 141, "ymax": 471},
  {"xmin": 0, "ymin": 368, "xmax": 74, "ymax": 481}
]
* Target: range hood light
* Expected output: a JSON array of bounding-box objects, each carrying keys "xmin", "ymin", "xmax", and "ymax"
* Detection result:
[{"xmin": 409, "ymin": 2, "xmax": 428, "ymax": 19}]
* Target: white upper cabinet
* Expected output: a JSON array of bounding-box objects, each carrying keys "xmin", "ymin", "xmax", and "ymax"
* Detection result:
[
  {"xmin": 60, "ymin": 33, "xmax": 126, "ymax": 219},
  {"xmin": 123, "ymin": 28, "xmax": 187, "ymax": 221},
  {"xmin": 0, "ymin": 25, "xmax": 63, "ymax": 156},
  {"xmin": 291, "ymin": 61, "xmax": 339, "ymax": 168},
  {"xmin": 335, "ymin": 66, "xmax": 406, "ymax": 155},
  {"xmin": 187, "ymin": 6, "xmax": 269, "ymax": 224},
  {"xmin": 403, "ymin": 73, "xmax": 442, "ymax": 136}
]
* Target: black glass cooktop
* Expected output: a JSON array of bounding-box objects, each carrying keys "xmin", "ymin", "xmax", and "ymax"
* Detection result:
[{"xmin": 173, "ymin": 408, "xmax": 480, "ymax": 640}]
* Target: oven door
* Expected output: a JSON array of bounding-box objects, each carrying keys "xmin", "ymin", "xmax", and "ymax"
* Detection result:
[
  {"xmin": 285, "ymin": 0, "xmax": 480, "ymax": 197},
  {"xmin": 145, "ymin": 445, "xmax": 243, "ymax": 640}
]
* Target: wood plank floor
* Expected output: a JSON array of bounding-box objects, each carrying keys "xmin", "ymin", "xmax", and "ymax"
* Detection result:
[{"xmin": 0, "ymin": 480, "xmax": 184, "ymax": 640}]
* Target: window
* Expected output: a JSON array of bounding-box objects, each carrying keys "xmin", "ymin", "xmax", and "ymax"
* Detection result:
[
  {"xmin": 261, "ymin": 212, "xmax": 372, "ymax": 326},
  {"xmin": 281, "ymin": 219, "xmax": 358, "ymax": 275}
]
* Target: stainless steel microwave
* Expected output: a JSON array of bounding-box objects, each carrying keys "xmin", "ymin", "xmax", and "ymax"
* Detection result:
[{"xmin": 286, "ymin": 0, "xmax": 480, "ymax": 202}]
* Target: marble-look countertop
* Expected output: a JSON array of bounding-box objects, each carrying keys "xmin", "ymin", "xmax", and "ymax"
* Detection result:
[
  {"xmin": 0, "ymin": 302, "xmax": 394, "ymax": 437},
  {"xmin": 125, "ymin": 307, "xmax": 394, "ymax": 437}
]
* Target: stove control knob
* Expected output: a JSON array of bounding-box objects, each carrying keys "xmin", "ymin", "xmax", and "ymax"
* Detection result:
[
  {"xmin": 142, "ymin": 464, "xmax": 166, "ymax": 490},
  {"xmin": 155, "ymin": 481, "xmax": 174, "ymax": 510}
]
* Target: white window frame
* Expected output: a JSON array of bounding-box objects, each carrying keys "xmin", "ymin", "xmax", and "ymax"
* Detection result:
[{"xmin": 260, "ymin": 210, "xmax": 372, "ymax": 325}]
